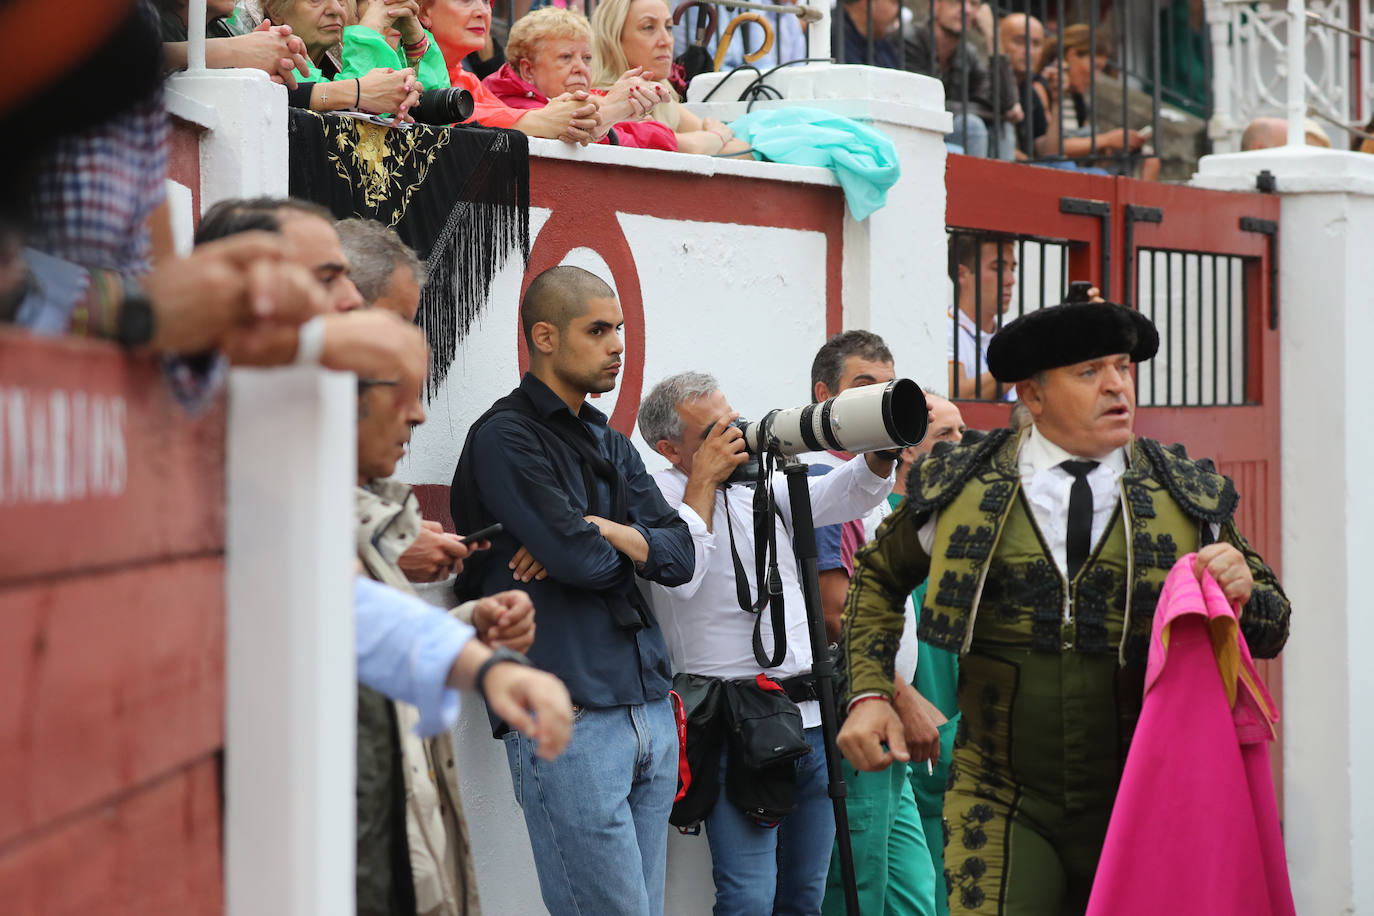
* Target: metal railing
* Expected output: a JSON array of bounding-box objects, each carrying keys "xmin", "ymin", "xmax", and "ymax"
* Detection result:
[
  {"xmin": 826, "ymin": 0, "xmax": 1178, "ymax": 173},
  {"xmin": 1135, "ymin": 248, "xmax": 1252, "ymax": 407}
]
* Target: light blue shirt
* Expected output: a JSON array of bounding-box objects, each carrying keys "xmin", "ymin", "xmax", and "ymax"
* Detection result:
[{"xmin": 354, "ymin": 576, "xmax": 474, "ymax": 737}]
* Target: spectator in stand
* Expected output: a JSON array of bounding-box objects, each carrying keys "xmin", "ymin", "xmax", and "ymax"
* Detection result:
[
  {"xmin": 1240, "ymin": 115, "xmax": 1334, "ymax": 151},
  {"xmin": 450, "ymin": 266, "xmax": 695, "ymax": 916},
  {"xmin": 948, "ymin": 233, "xmax": 1017, "ymax": 402},
  {"xmin": 637, "ymin": 369, "xmax": 894, "ymax": 916},
  {"xmin": 419, "ymin": 0, "xmax": 611, "ymax": 142},
  {"xmin": 999, "ymin": 12, "xmax": 1054, "ymax": 160},
  {"xmin": 155, "ymin": 0, "xmax": 313, "ymax": 86},
  {"xmin": 1038, "ymin": 24, "xmax": 1160, "ymax": 180},
  {"xmin": 834, "ymin": 0, "xmax": 900, "ymax": 69},
  {"xmin": 591, "ymin": 0, "xmax": 753, "ymax": 156},
  {"xmin": 905, "ymin": 0, "xmax": 1022, "ymax": 159},
  {"xmin": 353, "ymin": 361, "xmax": 539, "ymax": 914},
  {"xmin": 485, "ymin": 8, "xmax": 677, "ymax": 150},
  {"xmin": 234, "ymin": 0, "xmax": 425, "ymax": 119},
  {"xmin": 344, "ymin": 0, "xmax": 451, "ymax": 91}
]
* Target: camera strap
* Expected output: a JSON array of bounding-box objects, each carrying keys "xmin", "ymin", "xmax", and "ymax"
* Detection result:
[{"xmin": 721, "ymin": 455, "xmax": 787, "ymax": 669}]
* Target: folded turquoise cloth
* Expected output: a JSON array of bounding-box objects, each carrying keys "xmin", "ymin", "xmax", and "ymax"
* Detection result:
[{"xmin": 728, "ymin": 106, "xmax": 901, "ymax": 221}]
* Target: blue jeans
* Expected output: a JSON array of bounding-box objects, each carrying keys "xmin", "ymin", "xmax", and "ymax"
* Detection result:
[
  {"xmin": 946, "ymin": 107, "xmax": 988, "ymax": 159},
  {"xmin": 503, "ymin": 697, "xmax": 678, "ymax": 915},
  {"xmin": 705, "ymin": 725, "xmax": 836, "ymax": 916}
]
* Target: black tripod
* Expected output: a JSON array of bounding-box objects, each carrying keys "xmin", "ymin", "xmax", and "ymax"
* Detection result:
[{"xmin": 779, "ymin": 455, "xmax": 862, "ymax": 916}]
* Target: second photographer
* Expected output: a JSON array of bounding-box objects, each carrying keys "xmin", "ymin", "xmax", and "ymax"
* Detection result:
[{"xmin": 636, "ymin": 371, "xmax": 896, "ymax": 916}]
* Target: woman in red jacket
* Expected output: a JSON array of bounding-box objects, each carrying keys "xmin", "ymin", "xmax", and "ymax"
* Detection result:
[
  {"xmin": 484, "ymin": 7, "xmax": 676, "ymax": 150},
  {"xmin": 420, "ymin": 0, "xmax": 601, "ymax": 141}
]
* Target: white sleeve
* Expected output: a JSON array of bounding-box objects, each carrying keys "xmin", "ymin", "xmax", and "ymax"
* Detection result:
[{"xmin": 804, "ymin": 455, "xmax": 894, "ymax": 527}]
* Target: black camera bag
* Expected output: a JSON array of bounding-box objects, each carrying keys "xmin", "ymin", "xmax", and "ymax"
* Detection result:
[
  {"xmin": 724, "ymin": 740, "xmax": 798, "ymax": 827},
  {"xmin": 724, "ymin": 675, "xmax": 810, "ymax": 769},
  {"xmin": 669, "ymin": 674, "xmax": 728, "ymax": 828}
]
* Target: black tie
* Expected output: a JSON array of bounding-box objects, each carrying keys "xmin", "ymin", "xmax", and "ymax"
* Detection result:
[{"xmin": 1060, "ymin": 460, "xmax": 1099, "ymax": 580}]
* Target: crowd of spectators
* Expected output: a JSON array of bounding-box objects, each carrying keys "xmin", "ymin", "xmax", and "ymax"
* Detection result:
[{"xmin": 143, "ymin": 0, "xmax": 1198, "ymax": 176}]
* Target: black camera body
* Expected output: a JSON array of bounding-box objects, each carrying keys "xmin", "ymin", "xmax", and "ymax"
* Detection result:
[{"xmin": 409, "ymin": 87, "xmax": 475, "ymax": 125}]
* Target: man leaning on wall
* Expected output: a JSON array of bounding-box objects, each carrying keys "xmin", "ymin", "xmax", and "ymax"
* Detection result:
[{"xmin": 450, "ymin": 265, "xmax": 695, "ymax": 916}]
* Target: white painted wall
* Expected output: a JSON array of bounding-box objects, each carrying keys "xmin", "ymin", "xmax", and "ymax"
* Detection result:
[
  {"xmin": 400, "ymin": 64, "xmax": 954, "ymax": 915},
  {"xmin": 1194, "ymin": 146, "xmax": 1374, "ymax": 916}
]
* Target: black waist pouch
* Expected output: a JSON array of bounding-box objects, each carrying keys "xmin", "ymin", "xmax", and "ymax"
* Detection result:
[
  {"xmin": 724, "ymin": 676, "xmax": 810, "ymax": 769},
  {"xmin": 722, "ymin": 676, "xmax": 811, "ymax": 826},
  {"xmin": 669, "ymin": 673, "xmax": 727, "ymax": 828}
]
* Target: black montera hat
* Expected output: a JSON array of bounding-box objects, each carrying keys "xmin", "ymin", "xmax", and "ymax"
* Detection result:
[{"xmin": 986, "ymin": 302, "xmax": 1159, "ymax": 383}]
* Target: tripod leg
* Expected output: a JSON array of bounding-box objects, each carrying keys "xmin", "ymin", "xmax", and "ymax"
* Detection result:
[{"xmin": 783, "ymin": 461, "xmax": 862, "ymax": 916}]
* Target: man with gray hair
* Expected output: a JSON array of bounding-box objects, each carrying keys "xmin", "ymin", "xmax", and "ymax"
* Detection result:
[
  {"xmin": 336, "ymin": 218, "xmax": 426, "ymax": 322},
  {"xmin": 637, "ymin": 370, "xmax": 894, "ymax": 916}
]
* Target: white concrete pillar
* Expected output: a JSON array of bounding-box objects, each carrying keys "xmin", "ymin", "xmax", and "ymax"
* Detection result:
[
  {"xmin": 686, "ymin": 64, "xmax": 954, "ymax": 392},
  {"xmin": 1204, "ymin": 0, "xmax": 1240, "ymax": 153},
  {"xmin": 165, "ymin": 68, "xmax": 289, "ymax": 212},
  {"xmin": 225, "ymin": 368, "xmax": 358, "ymax": 916},
  {"xmin": 1193, "ymin": 147, "xmax": 1374, "ymax": 916}
]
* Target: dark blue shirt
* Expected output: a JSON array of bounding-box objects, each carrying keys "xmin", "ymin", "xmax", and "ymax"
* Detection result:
[
  {"xmin": 836, "ymin": 7, "xmax": 900, "ymax": 69},
  {"xmin": 468, "ymin": 373, "xmax": 694, "ymax": 709}
]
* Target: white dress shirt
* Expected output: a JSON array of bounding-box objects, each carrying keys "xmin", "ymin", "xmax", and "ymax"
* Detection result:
[
  {"xmin": 645, "ymin": 455, "xmax": 893, "ymax": 728},
  {"xmin": 948, "ymin": 305, "xmax": 1017, "ymax": 402},
  {"xmin": 918, "ymin": 425, "xmax": 1126, "ymax": 587},
  {"xmin": 804, "ymin": 450, "xmax": 920, "ymax": 684}
]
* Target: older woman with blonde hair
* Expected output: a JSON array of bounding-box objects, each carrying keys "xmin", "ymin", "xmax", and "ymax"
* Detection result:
[
  {"xmin": 591, "ymin": 0, "xmax": 751, "ymax": 155},
  {"xmin": 486, "ymin": 7, "xmax": 676, "ymax": 149}
]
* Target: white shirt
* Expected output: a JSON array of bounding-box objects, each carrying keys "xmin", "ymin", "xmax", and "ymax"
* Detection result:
[
  {"xmin": 803, "ymin": 450, "xmax": 920, "ymax": 683},
  {"xmin": 645, "ymin": 456, "xmax": 893, "ymax": 728},
  {"xmin": 947, "ymin": 305, "xmax": 1017, "ymax": 401}
]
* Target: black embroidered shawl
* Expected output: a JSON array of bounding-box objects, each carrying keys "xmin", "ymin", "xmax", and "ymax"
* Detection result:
[{"xmin": 287, "ymin": 110, "xmax": 530, "ymax": 395}]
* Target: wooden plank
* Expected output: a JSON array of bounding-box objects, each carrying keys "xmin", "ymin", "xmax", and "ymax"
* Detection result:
[
  {"xmin": 0, "ymin": 557, "xmax": 224, "ymax": 846},
  {"xmin": 0, "ymin": 757, "xmax": 222, "ymax": 916},
  {"xmin": 0, "ymin": 332, "xmax": 225, "ymax": 584}
]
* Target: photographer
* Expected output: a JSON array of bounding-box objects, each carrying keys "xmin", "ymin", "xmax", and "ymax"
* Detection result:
[{"xmin": 636, "ymin": 371, "xmax": 894, "ymax": 916}]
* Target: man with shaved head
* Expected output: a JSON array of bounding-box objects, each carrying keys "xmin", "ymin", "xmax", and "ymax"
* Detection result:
[{"xmin": 450, "ymin": 265, "xmax": 696, "ymax": 915}]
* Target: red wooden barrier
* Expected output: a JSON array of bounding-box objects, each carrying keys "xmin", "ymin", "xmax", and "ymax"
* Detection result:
[{"xmin": 0, "ymin": 331, "xmax": 225, "ymax": 913}]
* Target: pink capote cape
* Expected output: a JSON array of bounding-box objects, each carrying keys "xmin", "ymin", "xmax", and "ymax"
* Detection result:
[{"xmin": 1086, "ymin": 554, "xmax": 1295, "ymax": 916}]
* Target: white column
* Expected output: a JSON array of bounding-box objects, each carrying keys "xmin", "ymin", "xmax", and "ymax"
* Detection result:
[
  {"xmin": 188, "ymin": 0, "xmax": 207, "ymax": 71},
  {"xmin": 225, "ymin": 368, "xmax": 358, "ymax": 916},
  {"xmin": 686, "ymin": 64, "xmax": 954, "ymax": 393},
  {"xmin": 1286, "ymin": 0, "xmax": 1306, "ymax": 146},
  {"xmin": 1193, "ymin": 146, "xmax": 1374, "ymax": 916},
  {"xmin": 1204, "ymin": 0, "xmax": 1240, "ymax": 153},
  {"xmin": 165, "ymin": 69, "xmax": 289, "ymax": 212}
]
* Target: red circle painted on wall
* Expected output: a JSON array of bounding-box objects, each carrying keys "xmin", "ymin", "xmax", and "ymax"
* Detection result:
[{"xmin": 517, "ymin": 207, "xmax": 645, "ymax": 437}]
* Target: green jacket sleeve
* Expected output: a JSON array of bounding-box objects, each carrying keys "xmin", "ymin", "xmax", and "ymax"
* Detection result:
[
  {"xmin": 338, "ymin": 25, "xmax": 403, "ymax": 80},
  {"xmin": 840, "ymin": 497, "xmax": 933, "ymax": 701},
  {"xmin": 1220, "ymin": 519, "xmax": 1291, "ymax": 659},
  {"xmin": 337, "ymin": 27, "xmax": 451, "ymax": 89},
  {"xmin": 414, "ymin": 31, "xmax": 451, "ymax": 90}
]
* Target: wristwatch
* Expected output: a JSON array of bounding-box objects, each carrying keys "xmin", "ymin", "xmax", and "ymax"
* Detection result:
[
  {"xmin": 115, "ymin": 279, "xmax": 156, "ymax": 349},
  {"xmin": 475, "ymin": 646, "xmax": 533, "ymax": 698}
]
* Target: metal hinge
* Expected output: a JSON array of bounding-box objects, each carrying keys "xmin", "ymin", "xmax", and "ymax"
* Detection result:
[{"xmin": 1059, "ymin": 197, "xmax": 1112, "ymax": 299}]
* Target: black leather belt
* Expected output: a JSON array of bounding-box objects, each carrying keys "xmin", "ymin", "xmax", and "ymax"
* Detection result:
[{"xmin": 778, "ymin": 674, "xmax": 819, "ymax": 704}]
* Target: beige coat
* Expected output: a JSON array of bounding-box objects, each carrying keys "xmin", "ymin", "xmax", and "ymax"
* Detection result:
[{"xmin": 356, "ymin": 479, "xmax": 481, "ymax": 916}]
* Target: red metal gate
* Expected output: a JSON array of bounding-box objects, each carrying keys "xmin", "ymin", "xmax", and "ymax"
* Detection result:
[{"xmin": 945, "ymin": 155, "xmax": 1284, "ymax": 803}]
